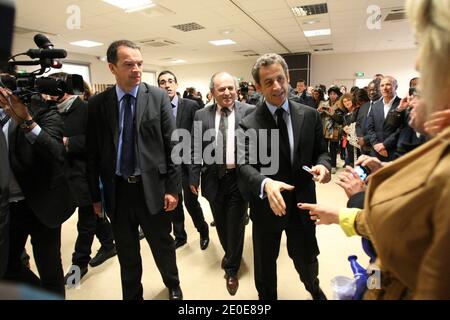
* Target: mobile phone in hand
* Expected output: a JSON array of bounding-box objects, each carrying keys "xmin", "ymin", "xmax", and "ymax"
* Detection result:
[{"xmin": 302, "ymin": 165, "xmax": 319, "ymax": 178}]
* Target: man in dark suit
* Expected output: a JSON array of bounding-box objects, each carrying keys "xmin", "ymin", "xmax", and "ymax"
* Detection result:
[
  {"xmin": 186, "ymin": 87, "xmax": 205, "ymax": 108},
  {"xmin": 366, "ymin": 76, "xmax": 402, "ymax": 161},
  {"xmin": 295, "ymin": 79, "xmax": 315, "ymax": 108},
  {"xmin": 0, "ymin": 119, "xmax": 9, "ymax": 278},
  {"xmin": 86, "ymin": 40, "xmax": 182, "ymax": 300},
  {"xmin": 237, "ymin": 53, "xmax": 331, "ymax": 300},
  {"xmin": 190, "ymin": 72, "xmax": 255, "ymax": 296},
  {"xmin": 0, "ymin": 87, "xmax": 76, "ymax": 297},
  {"xmin": 157, "ymin": 70, "xmax": 209, "ymax": 250},
  {"xmin": 356, "ymin": 80, "xmax": 381, "ymax": 155}
]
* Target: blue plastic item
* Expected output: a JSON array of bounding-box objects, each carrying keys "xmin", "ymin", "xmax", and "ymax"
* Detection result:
[{"xmin": 348, "ymin": 255, "xmax": 368, "ymax": 300}]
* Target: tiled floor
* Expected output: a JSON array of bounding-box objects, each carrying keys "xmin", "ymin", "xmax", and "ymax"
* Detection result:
[{"xmin": 27, "ymin": 161, "xmax": 369, "ymax": 300}]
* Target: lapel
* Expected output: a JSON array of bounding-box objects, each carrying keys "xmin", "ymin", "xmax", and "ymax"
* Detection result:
[
  {"xmin": 257, "ymin": 102, "xmax": 277, "ymax": 129},
  {"xmin": 289, "ymin": 101, "xmax": 304, "ymax": 163},
  {"xmin": 135, "ymin": 83, "xmax": 149, "ymax": 134},
  {"xmin": 105, "ymin": 86, "xmax": 119, "ymax": 150},
  {"xmin": 234, "ymin": 101, "xmax": 246, "ymax": 129},
  {"xmin": 8, "ymin": 115, "xmax": 17, "ymax": 141},
  {"xmin": 381, "ymin": 96, "xmax": 400, "ymax": 126},
  {"xmin": 374, "ymin": 100, "xmax": 384, "ymax": 124},
  {"xmin": 207, "ymin": 104, "xmax": 217, "ymax": 132},
  {"xmin": 176, "ymin": 98, "xmax": 183, "ymax": 128}
]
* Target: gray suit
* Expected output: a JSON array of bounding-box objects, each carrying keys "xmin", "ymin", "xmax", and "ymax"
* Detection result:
[
  {"xmin": 0, "ymin": 131, "xmax": 9, "ymax": 277},
  {"xmin": 190, "ymin": 101, "xmax": 255, "ymax": 200},
  {"xmin": 190, "ymin": 101, "xmax": 255, "ymax": 276}
]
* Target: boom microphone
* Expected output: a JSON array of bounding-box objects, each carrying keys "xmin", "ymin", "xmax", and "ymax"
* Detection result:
[
  {"xmin": 33, "ymin": 33, "xmax": 63, "ymax": 68},
  {"xmin": 34, "ymin": 33, "xmax": 54, "ymax": 49},
  {"xmin": 25, "ymin": 48, "xmax": 67, "ymax": 59}
]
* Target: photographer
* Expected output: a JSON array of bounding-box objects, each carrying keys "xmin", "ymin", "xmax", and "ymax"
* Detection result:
[
  {"xmin": 0, "ymin": 116, "xmax": 8, "ymax": 278},
  {"xmin": 44, "ymin": 73, "xmax": 116, "ymax": 285},
  {"xmin": 0, "ymin": 86, "xmax": 76, "ymax": 297}
]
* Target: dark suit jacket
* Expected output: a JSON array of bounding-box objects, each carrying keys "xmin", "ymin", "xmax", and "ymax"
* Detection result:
[
  {"xmin": 190, "ymin": 101, "xmax": 255, "ymax": 202},
  {"xmin": 60, "ymin": 97, "xmax": 92, "ymax": 207},
  {"xmin": 237, "ymin": 100, "xmax": 330, "ymax": 237},
  {"xmin": 0, "ymin": 131, "xmax": 9, "ymax": 276},
  {"xmin": 185, "ymin": 94, "xmax": 204, "ymax": 108},
  {"xmin": 367, "ymin": 96, "xmax": 402, "ymax": 158},
  {"xmin": 176, "ymin": 98, "xmax": 201, "ymax": 179},
  {"xmin": 355, "ymin": 101, "xmax": 371, "ymax": 142},
  {"xmin": 8, "ymin": 100, "xmax": 76, "ymax": 228},
  {"xmin": 299, "ymin": 91, "xmax": 315, "ymax": 109},
  {"xmin": 86, "ymin": 83, "xmax": 181, "ymax": 219}
]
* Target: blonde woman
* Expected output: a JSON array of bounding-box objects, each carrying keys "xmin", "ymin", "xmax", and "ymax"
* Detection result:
[{"xmin": 299, "ymin": 0, "xmax": 450, "ymax": 299}]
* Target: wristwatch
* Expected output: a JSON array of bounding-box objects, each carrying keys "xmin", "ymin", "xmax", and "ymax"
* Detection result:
[{"xmin": 19, "ymin": 119, "xmax": 35, "ymax": 130}]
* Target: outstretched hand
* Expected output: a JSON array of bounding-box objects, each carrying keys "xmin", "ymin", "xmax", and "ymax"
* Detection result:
[
  {"xmin": 264, "ymin": 179, "xmax": 294, "ymax": 216},
  {"xmin": 297, "ymin": 203, "xmax": 340, "ymax": 225}
]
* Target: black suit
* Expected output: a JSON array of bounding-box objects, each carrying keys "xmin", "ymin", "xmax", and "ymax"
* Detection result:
[
  {"xmin": 86, "ymin": 83, "xmax": 181, "ymax": 300},
  {"xmin": 4, "ymin": 99, "xmax": 76, "ymax": 297},
  {"xmin": 298, "ymin": 91, "xmax": 315, "ymax": 109},
  {"xmin": 190, "ymin": 101, "xmax": 255, "ymax": 276},
  {"xmin": 367, "ymin": 96, "xmax": 401, "ymax": 160},
  {"xmin": 237, "ymin": 100, "xmax": 330, "ymax": 299},
  {"xmin": 60, "ymin": 97, "xmax": 114, "ymax": 268},
  {"xmin": 0, "ymin": 130, "xmax": 9, "ymax": 277},
  {"xmin": 355, "ymin": 101, "xmax": 375, "ymax": 155},
  {"xmin": 185, "ymin": 94, "xmax": 204, "ymax": 108},
  {"xmin": 172, "ymin": 98, "xmax": 208, "ymax": 242}
]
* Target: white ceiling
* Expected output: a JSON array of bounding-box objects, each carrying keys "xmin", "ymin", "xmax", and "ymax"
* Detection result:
[{"xmin": 13, "ymin": 0, "xmax": 415, "ymax": 66}]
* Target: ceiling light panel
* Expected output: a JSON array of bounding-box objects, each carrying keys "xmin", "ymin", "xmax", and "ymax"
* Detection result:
[
  {"xmin": 304, "ymin": 29, "xmax": 331, "ymax": 37},
  {"xmin": 102, "ymin": 0, "xmax": 154, "ymax": 12},
  {"xmin": 70, "ymin": 40, "xmax": 104, "ymax": 47},
  {"xmin": 209, "ymin": 39, "xmax": 236, "ymax": 46}
]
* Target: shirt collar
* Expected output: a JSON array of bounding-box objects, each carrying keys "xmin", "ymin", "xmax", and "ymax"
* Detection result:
[
  {"xmin": 266, "ymin": 99, "xmax": 290, "ymax": 116},
  {"xmin": 171, "ymin": 94, "xmax": 179, "ymax": 108},
  {"xmin": 383, "ymin": 96, "xmax": 396, "ymax": 107},
  {"xmin": 216, "ymin": 102, "xmax": 235, "ymax": 113},
  {"xmin": 116, "ymin": 85, "xmax": 139, "ymax": 102}
]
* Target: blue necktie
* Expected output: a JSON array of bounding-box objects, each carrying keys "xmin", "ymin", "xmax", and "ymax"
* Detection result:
[{"xmin": 120, "ymin": 94, "xmax": 135, "ymax": 179}]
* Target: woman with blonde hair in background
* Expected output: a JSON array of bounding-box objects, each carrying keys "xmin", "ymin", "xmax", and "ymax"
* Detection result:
[{"xmin": 299, "ymin": 0, "xmax": 450, "ymax": 299}]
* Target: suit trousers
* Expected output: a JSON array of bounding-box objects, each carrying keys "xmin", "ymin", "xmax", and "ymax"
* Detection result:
[
  {"xmin": 209, "ymin": 170, "xmax": 246, "ymax": 276},
  {"xmin": 172, "ymin": 170, "xmax": 208, "ymax": 241},
  {"xmin": 112, "ymin": 177, "xmax": 180, "ymax": 300},
  {"xmin": 72, "ymin": 204, "xmax": 115, "ymax": 267},
  {"xmin": 252, "ymin": 210, "xmax": 321, "ymax": 300},
  {"xmin": 326, "ymin": 139, "xmax": 339, "ymax": 168},
  {"xmin": 3, "ymin": 200, "xmax": 65, "ymax": 297}
]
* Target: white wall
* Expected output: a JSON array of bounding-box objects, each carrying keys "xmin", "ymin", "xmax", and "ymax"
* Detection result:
[
  {"xmin": 165, "ymin": 59, "xmax": 256, "ymax": 98},
  {"xmin": 11, "ymin": 34, "xmax": 420, "ymax": 98},
  {"xmin": 311, "ymin": 49, "xmax": 420, "ymax": 98}
]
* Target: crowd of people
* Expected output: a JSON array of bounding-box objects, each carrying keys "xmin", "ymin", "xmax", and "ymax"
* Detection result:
[{"xmin": 0, "ymin": 0, "xmax": 448, "ymax": 300}]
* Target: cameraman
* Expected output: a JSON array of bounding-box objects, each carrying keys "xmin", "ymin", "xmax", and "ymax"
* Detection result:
[
  {"xmin": 0, "ymin": 86, "xmax": 75, "ymax": 297},
  {"xmin": 44, "ymin": 73, "xmax": 116, "ymax": 285},
  {"xmin": 0, "ymin": 117, "xmax": 8, "ymax": 277}
]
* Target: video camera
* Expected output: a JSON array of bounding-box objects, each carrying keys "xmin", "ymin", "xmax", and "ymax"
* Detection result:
[
  {"xmin": 239, "ymin": 81, "xmax": 249, "ymax": 95},
  {"xmin": 0, "ymin": 33, "xmax": 84, "ymax": 103}
]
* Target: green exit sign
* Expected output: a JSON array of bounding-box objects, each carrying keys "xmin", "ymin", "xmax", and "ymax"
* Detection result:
[{"xmin": 355, "ymin": 72, "xmax": 365, "ymax": 77}]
